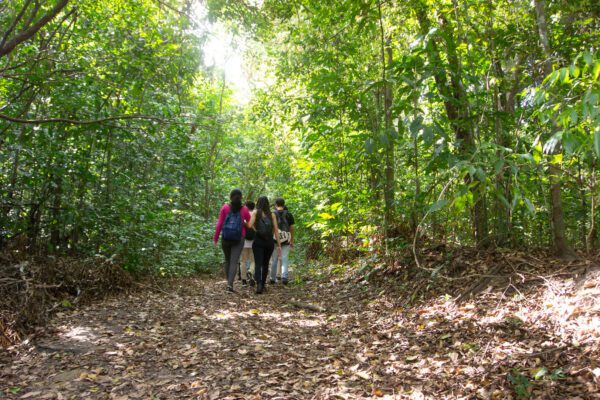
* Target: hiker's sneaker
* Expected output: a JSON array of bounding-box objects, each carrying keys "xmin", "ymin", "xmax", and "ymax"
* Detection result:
[
  {"xmin": 256, "ymin": 283, "xmax": 263, "ymax": 294},
  {"xmin": 282, "ymin": 278, "xmax": 289, "ymax": 285},
  {"xmin": 242, "ymin": 280, "xmax": 247, "ymax": 286},
  {"xmin": 226, "ymin": 286, "xmax": 236, "ymax": 294},
  {"xmin": 249, "ymin": 279, "xmax": 255, "ymax": 287},
  {"xmin": 269, "ymin": 279, "xmax": 276, "ymax": 284}
]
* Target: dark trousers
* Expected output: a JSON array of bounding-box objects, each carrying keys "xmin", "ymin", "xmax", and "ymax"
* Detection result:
[
  {"xmin": 252, "ymin": 237, "xmax": 274, "ymax": 286},
  {"xmin": 221, "ymin": 239, "xmax": 244, "ymax": 287}
]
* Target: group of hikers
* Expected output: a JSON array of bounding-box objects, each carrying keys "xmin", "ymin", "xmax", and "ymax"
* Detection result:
[{"xmin": 213, "ymin": 189, "xmax": 295, "ymax": 294}]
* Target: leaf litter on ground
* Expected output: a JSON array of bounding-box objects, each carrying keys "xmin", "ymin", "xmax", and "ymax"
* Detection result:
[{"xmin": 0, "ymin": 249, "xmax": 598, "ymax": 399}]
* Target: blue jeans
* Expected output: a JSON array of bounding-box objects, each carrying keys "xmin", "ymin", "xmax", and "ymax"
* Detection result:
[{"xmin": 270, "ymin": 244, "xmax": 291, "ymax": 281}]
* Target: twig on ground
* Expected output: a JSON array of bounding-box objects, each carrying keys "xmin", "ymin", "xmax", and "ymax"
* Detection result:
[
  {"xmin": 526, "ymin": 345, "xmax": 568, "ymax": 358},
  {"xmin": 287, "ymin": 300, "xmax": 326, "ymax": 313},
  {"xmin": 134, "ymin": 282, "xmax": 177, "ymax": 298}
]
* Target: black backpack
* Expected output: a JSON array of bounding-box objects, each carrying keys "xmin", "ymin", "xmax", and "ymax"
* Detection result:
[
  {"xmin": 256, "ymin": 215, "xmax": 273, "ymax": 240},
  {"xmin": 276, "ymin": 210, "xmax": 290, "ymax": 232},
  {"xmin": 245, "ymin": 226, "xmax": 256, "ymax": 240}
]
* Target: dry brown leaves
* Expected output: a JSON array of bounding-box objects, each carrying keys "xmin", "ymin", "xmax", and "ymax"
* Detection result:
[{"xmin": 1, "ymin": 251, "xmax": 599, "ymax": 399}]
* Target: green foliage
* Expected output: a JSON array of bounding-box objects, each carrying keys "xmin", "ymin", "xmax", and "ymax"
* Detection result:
[
  {"xmin": 249, "ymin": 0, "xmax": 600, "ymax": 253},
  {"xmin": 508, "ymin": 368, "xmax": 532, "ymax": 399},
  {"xmin": 2, "ymin": 0, "xmax": 600, "ymax": 275},
  {"xmin": 0, "ymin": 0, "xmax": 244, "ymax": 274}
]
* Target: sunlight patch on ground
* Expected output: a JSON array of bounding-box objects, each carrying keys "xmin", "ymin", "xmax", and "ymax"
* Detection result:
[
  {"xmin": 206, "ymin": 308, "xmax": 326, "ymax": 328},
  {"xmin": 59, "ymin": 326, "xmax": 98, "ymax": 343}
]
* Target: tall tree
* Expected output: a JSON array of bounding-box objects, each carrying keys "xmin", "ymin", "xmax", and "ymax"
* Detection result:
[{"xmin": 534, "ymin": 0, "xmax": 576, "ymax": 259}]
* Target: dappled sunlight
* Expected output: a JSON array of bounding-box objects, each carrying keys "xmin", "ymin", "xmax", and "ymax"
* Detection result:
[
  {"xmin": 59, "ymin": 325, "xmax": 98, "ymax": 343},
  {"xmin": 4, "ymin": 274, "xmax": 598, "ymax": 398},
  {"xmin": 205, "ymin": 307, "xmax": 326, "ymax": 329},
  {"xmin": 207, "ymin": 310, "xmax": 237, "ymax": 321}
]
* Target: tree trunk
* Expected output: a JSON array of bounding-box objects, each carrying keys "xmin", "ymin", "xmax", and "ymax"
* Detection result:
[
  {"xmin": 50, "ymin": 174, "xmax": 62, "ymax": 252},
  {"xmin": 412, "ymin": 100, "xmax": 421, "ymax": 233},
  {"xmin": 534, "ymin": 0, "xmax": 575, "ymax": 259},
  {"xmin": 414, "ymin": 3, "xmax": 488, "ymax": 246},
  {"xmin": 587, "ymin": 164, "xmax": 596, "ymax": 253},
  {"xmin": 378, "ymin": 1, "xmax": 395, "ymax": 237},
  {"xmin": 383, "ymin": 42, "xmax": 395, "ymax": 236}
]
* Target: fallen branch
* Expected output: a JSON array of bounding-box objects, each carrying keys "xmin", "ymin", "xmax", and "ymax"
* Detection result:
[
  {"xmin": 455, "ymin": 264, "xmax": 504, "ymax": 303},
  {"xmin": 134, "ymin": 282, "xmax": 176, "ymax": 298},
  {"xmin": 526, "ymin": 345, "xmax": 568, "ymax": 358},
  {"xmin": 287, "ymin": 300, "xmax": 325, "ymax": 313}
]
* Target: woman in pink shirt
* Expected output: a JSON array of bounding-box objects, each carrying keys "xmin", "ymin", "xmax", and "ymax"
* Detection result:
[{"xmin": 214, "ymin": 189, "xmax": 252, "ymax": 293}]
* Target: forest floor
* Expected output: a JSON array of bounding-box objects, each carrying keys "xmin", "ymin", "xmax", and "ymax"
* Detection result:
[{"xmin": 1, "ymin": 252, "xmax": 599, "ymax": 399}]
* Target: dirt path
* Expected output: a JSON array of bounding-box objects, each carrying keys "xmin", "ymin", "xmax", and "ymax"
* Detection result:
[{"xmin": 1, "ymin": 276, "xmax": 598, "ymax": 399}]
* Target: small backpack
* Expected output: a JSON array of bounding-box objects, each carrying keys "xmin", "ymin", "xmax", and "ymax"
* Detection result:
[
  {"xmin": 221, "ymin": 208, "xmax": 242, "ymax": 241},
  {"xmin": 276, "ymin": 210, "xmax": 290, "ymax": 232},
  {"xmin": 245, "ymin": 226, "xmax": 256, "ymax": 240},
  {"xmin": 256, "ymin": 215, "xmax": 273, "ymax": 240}
]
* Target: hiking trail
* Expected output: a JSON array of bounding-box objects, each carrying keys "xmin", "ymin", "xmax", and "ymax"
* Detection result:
[{"xmin": 1, "ymin": 272, "xmax": 598, "ymax": 399}]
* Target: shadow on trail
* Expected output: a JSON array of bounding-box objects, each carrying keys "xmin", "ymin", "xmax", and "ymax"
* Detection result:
[{"xmin": 1, "ymin": 276, "xmax": 597, "ymax": 399}]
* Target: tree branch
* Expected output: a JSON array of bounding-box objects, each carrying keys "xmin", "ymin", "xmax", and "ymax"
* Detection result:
[
  {"xmin": 0, "ymin": 0, "xmax": 34, "ymax": 51},
  {"xmin": 0, "ymin": 0, "xmax": 70, "ymax": 58},
  {"xmin": 0, "ymin": 113, "xmax": 168, "ymax": 125}
]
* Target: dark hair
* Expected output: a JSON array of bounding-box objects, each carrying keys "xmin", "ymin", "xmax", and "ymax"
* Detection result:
[
  {"xmin": 255, "ymin": 196, "xmax": 271, "ymax": 223},
  {"xmin": 245, "ymin": 200, "xmax": 255, "ymax": 211},
  {"xmin": 230, "ymin": 189, "xmax": 242, "ymax": 213},
  {"xmin": 275, "ymin": 197, "xmax": 285, "ymax": 207}
]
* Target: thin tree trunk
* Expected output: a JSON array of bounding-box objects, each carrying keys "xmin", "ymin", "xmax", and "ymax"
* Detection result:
[
  {"xmin": 488, "ymin": 7, "xmax": 511, "ymax": 246},
  {"xmin": 579, "ymin": 162, "xmax": 587, "ymax": 246},
  {"xmin": 383, "ymin": 41, "xmax": 395, "ymax": 236},
  {"xmin": 587, "ymin": 163, "xmax": 596, "ymax": 253},
  {"xmin": 534, "ymin": 0, "xmax": 575, "ymax": 259},
  {"xmin": 378, "ymin": 1, "xmax": 395, "ymax": 237},
  {"xmin": 50, "ymin": 174, "xmax": 62, "ymax": 251}
]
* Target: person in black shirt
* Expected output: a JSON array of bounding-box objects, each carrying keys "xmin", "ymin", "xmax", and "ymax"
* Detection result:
[{"xmin": 269, "ymin": 198, "xmax": 295, "ymax": 285}]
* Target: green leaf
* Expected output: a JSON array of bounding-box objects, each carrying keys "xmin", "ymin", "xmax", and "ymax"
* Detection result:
[
  {"xmin": 61, "ymin": 299, "xmax": 73, "ymax": 308},
  {"xmin": 559, "ymin": 68, "xmax": 568, "ymax": 83},
  {"xmin": 497, "ymin": 193, "xmax": 510, "ymax": 210},
  {"xmin": 594, "ymin": 129, "xmax": 600, "ymax": 158},
  {"xmin": 409, "ymin": 117, "xmax": 423, "ymax": 138},
  {"xmin": 532, "ymin": 367, "xmax": 548, "ymax": 380},
  {"xmin": 474, "ymin": 167, "xmax": 486, "ymax": 181},
  {"xmin": 543, "ymin": 133, "xmax": 562, "ymax": 154},
  {"xmin": 494, "ymin": 159, "xmax": 504, "ymax": 175},
  {"xmin": 511, "ymin": 193, "xmax": 520, "ymax": 211},
  {"xmin": 366, "ymin": 138, "xmax": 374, "ymax": 154},
  {"xmin": 318, "ymin": 212, "xmax": 334, "ymax": 220},
  {"xmin": 524, "ymin": 198, "xmax": 535, "ymax": 214},
  {"xmin": 422, "ymin": 125, "xmax": 434, "ymax": 145},
  {"xmin": 428, "ymin": 199, "xmax": 448, "ymax": 213},
  {"xmin": 380, "ymin": 131, "xmax": 389, "ymax": 146}
]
